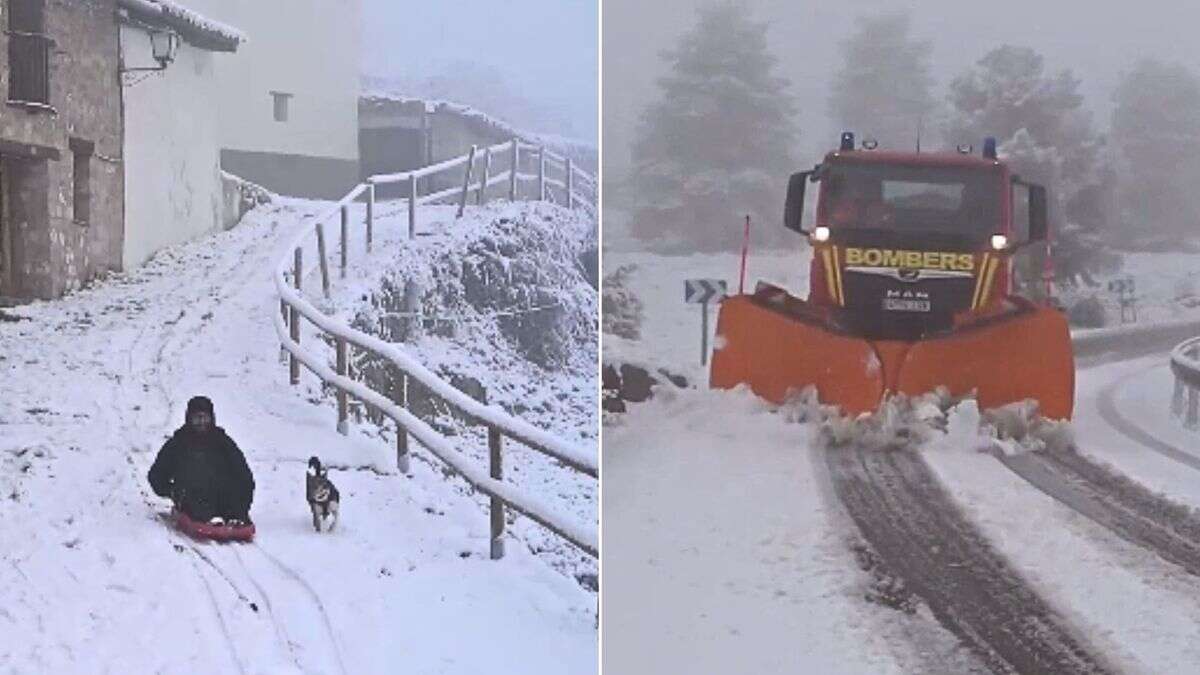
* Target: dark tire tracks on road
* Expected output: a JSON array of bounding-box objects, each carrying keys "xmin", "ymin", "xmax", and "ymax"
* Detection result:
[{"xmin": 826, "ymin": 445, "xmax": 1111, "ymax": 674}]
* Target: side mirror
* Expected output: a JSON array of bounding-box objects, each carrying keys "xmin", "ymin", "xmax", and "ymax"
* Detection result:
[
  {"xmin": 1027, "ymin": 183, "xmax": 1048, "ymax": 242},
  {"xmin": 784, "ymin": 170, "xmax": 813, "ymax": 233}
]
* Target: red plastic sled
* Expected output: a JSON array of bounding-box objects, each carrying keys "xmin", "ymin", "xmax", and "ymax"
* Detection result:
[{"xmin": 173, "ymin": 509, "xmax": 256, "ymax": 542}]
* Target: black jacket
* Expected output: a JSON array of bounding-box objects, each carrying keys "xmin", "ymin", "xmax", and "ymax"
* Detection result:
[{"xmin": 148, "ymin": 425, "xmax": 255, "ymax": 504}]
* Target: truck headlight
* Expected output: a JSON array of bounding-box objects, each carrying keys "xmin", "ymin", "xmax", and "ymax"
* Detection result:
[
  {"xmin": 813, "ymin": 226, "xmax": 831, "ymax": 242},
  {"xmin": 991, "ymin": 234, "xmax": 1008, "ymax": 250}
]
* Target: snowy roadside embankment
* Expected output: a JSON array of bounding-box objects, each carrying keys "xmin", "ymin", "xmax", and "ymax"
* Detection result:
[
  {"xmin": 603, "ymin": 387, "xmax": 979, "ymax": 675},
  {"xmin": 0, "ymin": 197, "xmax": 596, "ymax": 674},
  {"xmin": 289, "ymin": 198, "xmax": 598, "ymax": 581}
]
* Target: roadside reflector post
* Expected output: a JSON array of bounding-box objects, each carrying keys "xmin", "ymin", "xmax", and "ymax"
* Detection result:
[
  {"xmin": 1189, "ymin": 387, "xmax": 1199, "ymax": 430},
  {"xmin": 566, "ymin": 158, "xmax": 574, "ymax": 209},
  {"xmin": 537, "ymin": 146, "xmax": 546, "ymax": 201},
  {"xmin": 739, "ymin": 215, "xmax": 751, "ymax": 295},
  {"xmin": 685, "ymin": 278, "xmax": 728, "ymax": 366},
  {"xmin": 315, "ymin": 221, "xmax": 330, "ymax": 298}
]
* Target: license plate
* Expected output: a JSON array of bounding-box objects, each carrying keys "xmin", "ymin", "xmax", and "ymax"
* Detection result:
[{"xmin": 883, "ymin": 298, "xmax": 930, "ymax": 312}]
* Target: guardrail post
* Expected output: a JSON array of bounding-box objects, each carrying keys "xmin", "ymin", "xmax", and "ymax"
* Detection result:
[
  {"xmin": 509, "ymin": 138, "xmax": 519, "ymax": 201},
  {"xmin": 1189, "ymin": 386, "xmax": 1199, "ymax": 430},
  {"xmin": 340, "ymin": 204, "xmax": 349, "ymax": 279},
  {"xmin": 566, "ymin": 158, "xmax": 574, "ymax": 209},
  {"xmin": 290, "ymin": 247, "xmax": 302, "ymax": 385},
  {"xmin": 336, "ymin": 338, "xmax": 349, "ymax": 435},
  {"xmin": 315, "ymin": 222, "xmax": 331, "ymax": 298},
  {"xmin": 458, "ymin": 145, "xmax": 477, "ymax": 219},
  {"xmin": 489, "ymin": 424, "xmax": 505, "ymax": 560},
  {"xmin": 366, "ymin": 183, "xmax": 375, "ymax": 254},
  {"xmin": 408, "ymin": 172, "xmax": 418, "ymax": 239},
  {"xmin": 1173, "ymin": 376, "xmax": 1186, "ymax": 418},
  {"xmin": 477, "ymin": 146, "xmax": 491, "ymax": 206},
  {"xmin": 395, "ymin": 372, "xmax": 410, "ymax": 473},
  {"xmin": 537, "ymin": 146, "xmax": 546, "ymax": 201}
]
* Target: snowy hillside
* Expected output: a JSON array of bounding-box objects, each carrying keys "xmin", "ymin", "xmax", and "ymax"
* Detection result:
[
  {"xmin": 0, "ymin": 199, "xmax": 596, "ymax": 674},
  {"xmin": 603, "ymin": 245, "xmax": 1200, "ymax": 673}
]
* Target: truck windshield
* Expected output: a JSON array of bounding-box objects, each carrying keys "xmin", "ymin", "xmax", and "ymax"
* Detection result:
[{"xmin": 818, "ymin": 162, "xmax": 1002, "ymax": 240}]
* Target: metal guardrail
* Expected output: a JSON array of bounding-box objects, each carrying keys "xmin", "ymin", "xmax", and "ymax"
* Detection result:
[
  {"xmin": 1171, "ymin": 336, "xmax": 1200, "ymax": 429},
  {"xmin": 272, "ymin": 139, "xmax": 598, "ymax": 559}
]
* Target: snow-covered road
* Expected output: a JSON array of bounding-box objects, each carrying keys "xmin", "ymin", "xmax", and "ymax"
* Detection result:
[
  {"xmin": 602, "ymin": 249, "xmax": 1200, "ymax": 674},
  {"xmin": 0, "ymin": 199, "xmax": 595, "ymax": 674}
]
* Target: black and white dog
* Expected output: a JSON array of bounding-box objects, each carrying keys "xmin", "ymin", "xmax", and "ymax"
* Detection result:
[{"xmin": 306, "ymin": 456, "xmax": 340, "ymax": 532}]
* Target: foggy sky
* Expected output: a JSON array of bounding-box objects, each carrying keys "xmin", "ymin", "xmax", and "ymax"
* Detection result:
[
  {"xmin": 604, "ymin": 0, "xmax": 1200, "ymax": 180},
  {"xmin": 362, "ymin": 0, "xmax": 597, "ymax": 142}
]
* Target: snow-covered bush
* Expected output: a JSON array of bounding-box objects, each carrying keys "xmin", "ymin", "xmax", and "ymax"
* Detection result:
[{"xmin": 602, "ymin": 264, "xmax": 644, "ymax": 340}]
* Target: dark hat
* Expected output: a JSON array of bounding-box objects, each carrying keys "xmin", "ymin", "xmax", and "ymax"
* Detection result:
[{"xmin": 186, "ymin": 396, "xmax": 215, "ymax": 422}]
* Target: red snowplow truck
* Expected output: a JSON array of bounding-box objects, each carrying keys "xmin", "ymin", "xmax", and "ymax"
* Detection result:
[{"xmin": 710, "ymin": 133, "xmax": 1074, "ymax": 419}]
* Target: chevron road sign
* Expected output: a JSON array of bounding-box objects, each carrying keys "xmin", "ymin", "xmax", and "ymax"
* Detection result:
[
  {"xmin": 685, "ymin": 279, "xmax": 728, "ymax": 365},
  {"xmin": 685, "ymin": 279, "xmax": 727, "ymax": 304}
]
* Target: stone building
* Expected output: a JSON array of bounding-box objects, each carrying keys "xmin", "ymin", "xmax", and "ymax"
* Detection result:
[
  {"xmin": 0, "ymin": 0, "xmax": 242, "ymax": 302},
  {"xmin": 0, "ymin": 0, "xmax": 124, "ymax": 301},
  {"xmin": 359, "ymin": 93, "xmax": 598, "ymax": 199}
]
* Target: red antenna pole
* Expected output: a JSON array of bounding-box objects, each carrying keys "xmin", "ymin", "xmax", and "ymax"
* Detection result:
[{"xmin": 738, "ymin": 215, "xmax": 751, "ymax": 295}]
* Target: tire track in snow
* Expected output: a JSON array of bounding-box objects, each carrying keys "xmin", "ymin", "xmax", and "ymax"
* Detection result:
[
  {"xmin": 251, "ymin": 542, "xmax": 348, "ymax": 675},
  {"xmin": 826, "ymin": 445, "xmax": 1111, "ymax": 674},
  {"xmin": 1095, "ymin": 368, "xmax": 1200, "ymax": 473},
  {"xmin": 999, "ymin": 448, "xmax": 1200, "ymax": 578}
]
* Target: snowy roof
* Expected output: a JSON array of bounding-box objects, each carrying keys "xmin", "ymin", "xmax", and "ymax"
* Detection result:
[
  {"xmin": 360, "ymin": 91, "xmax": 597, "ymax": 156},
  {"xmin": 118, "ymin": 0, "xmax": 245, "ymax": 52}
]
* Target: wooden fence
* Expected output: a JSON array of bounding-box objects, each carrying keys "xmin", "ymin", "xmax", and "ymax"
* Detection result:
[{"xmin": 273, "ymin": 139, "xmax": 598, "ymax": 558}]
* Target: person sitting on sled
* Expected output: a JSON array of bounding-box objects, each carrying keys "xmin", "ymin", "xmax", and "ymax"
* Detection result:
[{"xmin": 148, "ymin": 396, "xmax": 255, "ymax": 526}]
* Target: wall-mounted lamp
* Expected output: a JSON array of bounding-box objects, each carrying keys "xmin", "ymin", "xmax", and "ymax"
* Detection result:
[{"xmin": 121, "ymin": 30, "xmax": 179, "ymax": 73}]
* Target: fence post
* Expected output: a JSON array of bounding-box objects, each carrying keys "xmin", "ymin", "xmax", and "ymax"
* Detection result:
[
  {"xmin": 408, "ymin": 172, "xmax": 418, "ymax": 239},
  {"xmin": 509, "ymin": 138, "xmax": 519, "ymax": 201},
  {"xmin": 1189, "ymin": 386, "xmax": 1199, "ymax": 430},
  {"xmin": 279, "ymin": 299, "xmax": 289, "ymax": 364},
  {"xmin": 457, "ymin": 145, "xmax": 477, "ymax": 219},
  {"xmin": 537, "ymin": 146, "xmax": 546, "ymax": 201},
  {"xmin": 477, "ymin": 146, "xmax": 491, "ymax": 205},
  {"xmin": 403, "ymin": 279, "xmax": 423, "ymax": 340},
  {"xmin": 566, "ymin": 158, "xmax": 574, "ymax": 210},
  {"xmin": 395, "ymin": 372, "xmax": 410, "ymax": 473},
  {"xmin": 489, "ymin": 424, "xmax": 505, "ymax": 560},
  {"xmin": 366, "ymin": 183, "xmax": 375, "ymax": 254},
  {"xmin": 290, "ymin": 247, "xmax": 302, "ymax": 385},
  {"xmin": 336, "ymin": 338, "xmax": 348, "ymax": 434},
  {"xmin": 315, "ymin": 222, "xmax": 330, "ymax": 298},
  {"xmin": 340, "ymin": 204, "xmax": 349, "ymax": 279}
]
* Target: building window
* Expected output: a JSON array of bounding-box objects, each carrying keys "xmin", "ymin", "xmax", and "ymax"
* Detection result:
[
  {"xmin": 7, "ymin": 0, "xmax": 51, "ymax": 106},
  {"xmin": 70, "ymin": 139, "xmax": 92, "ymax": 225},
  {"xmin": 270, "ymin": 91, "xmax": 292, "ymax": 122}
]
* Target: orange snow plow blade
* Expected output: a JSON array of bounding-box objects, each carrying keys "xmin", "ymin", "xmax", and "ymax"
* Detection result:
[
  {"xmin": 710, "ymin": 296, "xmax": 1074, "ymax": 419},
  {"xmin": 710, "ymin": 295, "xmax": 884, "ymax": 414},
  {"xmin": 896, "ymin": 304, "xmax": 1074, "ymax": 419}
]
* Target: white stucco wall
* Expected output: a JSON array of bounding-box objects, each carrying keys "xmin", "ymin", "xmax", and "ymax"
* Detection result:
[
  {"xmin": 173, "ymin": 0, "xmax": 361, "ymax": 163},
  {"xmin": 120, "ymin": 24, "xmax": 224, "ymax": 270}
]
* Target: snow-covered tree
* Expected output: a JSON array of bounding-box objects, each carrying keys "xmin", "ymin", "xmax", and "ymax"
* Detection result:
[
  {"xmin": 628, "ymin": 2, "xmax": 796, "ymax": 252},
  {"xmin": 1110, "ymin": 59, "xmax": 1200, "ymax": 249},
  {"xmin": 946, "ymin": 46, "xmax": 1118, "ymax": 288},
  {"xmin": 828, "ymin": 11, "xmax": 936, "ymax": 151}
]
